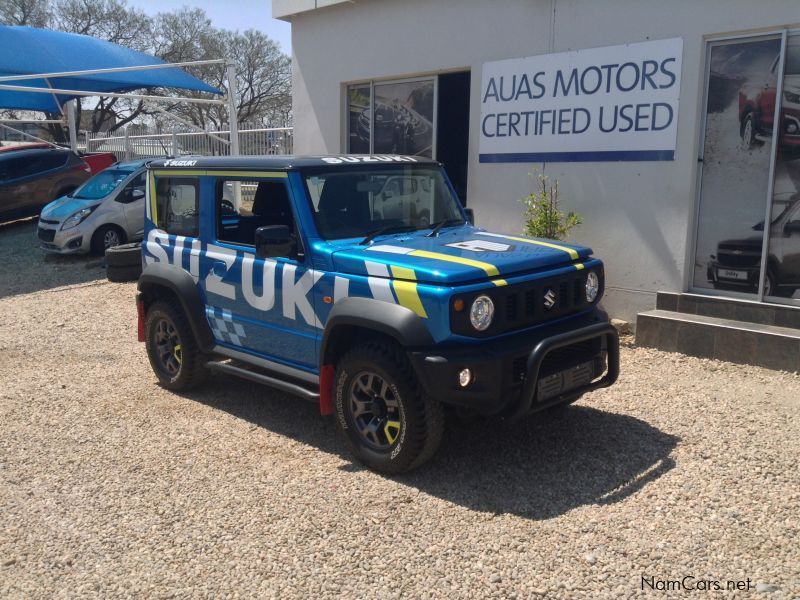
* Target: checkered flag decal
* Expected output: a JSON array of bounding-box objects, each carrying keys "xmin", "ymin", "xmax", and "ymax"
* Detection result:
[{"xmin": 207, "ymin": 308, "xmax": 246, "ymax": 346}]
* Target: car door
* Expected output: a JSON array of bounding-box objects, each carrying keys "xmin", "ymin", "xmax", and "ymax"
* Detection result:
[
  {"xmin": 116, "ymin": 171, "xmax": 147, "ymax": 239},
  {"xmin": 200, "ymin": 175, "xmax": 319, "ymax": 371},
  {"xmin": 0, "ymin": 155, "xmax": 34, "ymax": 217}
]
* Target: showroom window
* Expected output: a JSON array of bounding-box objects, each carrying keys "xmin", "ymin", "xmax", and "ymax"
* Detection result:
[
  {"xmin": 346, "ymin": 77, "xmax": 436, "ymax": 158},
  {"xmin": 693, "ymin": 29, "xmax": 800, "ymax": 306}
]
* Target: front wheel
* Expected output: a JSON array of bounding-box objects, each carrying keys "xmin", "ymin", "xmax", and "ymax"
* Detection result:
[
  {"xmin": 334, "ymin": 342, "xmax": 443, "ymax": 474},
  {"xmin": 740, "ymin": 113, "xmax": 757, "ymax": 150},
  {"xmin": 144, "ymin": 299, "xmax": 207, "ymax": 391}
]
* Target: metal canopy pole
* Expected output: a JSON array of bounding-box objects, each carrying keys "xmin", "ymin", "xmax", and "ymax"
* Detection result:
[
  {"xmin": 66, "ymin": 100, "xmax": 78, "ymax": 151},
  {"xmin": 225, "ymin": 60, "xmax": 242, "ymax": 210},
  {"xmin": 225, "ymin": 61, "xmax": 241, "ymax": 157},
  {"xmin": 0, "ymin": 83, "xmax": 224, "ymax": 105},
  {"xmin": 0, "ymin": 59, "xmax": 227, "ymax": 83}
]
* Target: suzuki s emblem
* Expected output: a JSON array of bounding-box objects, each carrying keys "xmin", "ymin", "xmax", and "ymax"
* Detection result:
[{"xmin": 543, "ymin": 288, "xmax": 557, "ymax": 310}]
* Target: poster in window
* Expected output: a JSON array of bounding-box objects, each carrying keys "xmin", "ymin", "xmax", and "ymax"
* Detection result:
[
  {"xmin": 693, "ymin": 38, "xmax": 781, "ymax": 294},
  {"xmin": 347, "ymin": 84, "xmax": 371, "ymax": 154},
  {"xmin": 372, "ymin": 79, "xmax": 434, "ymax": 157},
  {"xmin": 765, "ymin": 35, "xmax": 800, "ymax": 302}
]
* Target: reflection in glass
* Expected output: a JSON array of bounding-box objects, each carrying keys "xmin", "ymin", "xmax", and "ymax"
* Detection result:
[
  {"xmin": 347, "ymin": 84, "xmax": 371, "ymax": 154},
  {"xmin": 765, "ymin": 35, "xmax": 800, "ymax": 301},
  {"xmin": 372, "ymin": 80, "xmax": 434, "ymax": 157},
  {"xmin": 694, "ymin": 37, "xmax": 781, "ymax": 294}
]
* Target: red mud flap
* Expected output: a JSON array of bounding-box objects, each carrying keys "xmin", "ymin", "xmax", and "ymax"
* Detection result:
[
  {"xmin": 319, "ymin": 364, "xmax": 335, "ymax": 415},
  {"xmin": 136, "ymin": 296, "xmax": 146, "ymax": 342}
]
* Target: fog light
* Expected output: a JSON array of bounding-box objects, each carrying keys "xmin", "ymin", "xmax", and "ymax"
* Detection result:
[
  {"xmin": 787, "ymin": 121, "xmax": 799, "ymax": 134},
  {"xmin": 458, "ymin": 368, "xmax": 472, "ymax": 388}
]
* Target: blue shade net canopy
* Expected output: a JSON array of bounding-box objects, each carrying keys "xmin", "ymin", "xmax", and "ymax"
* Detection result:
[{"xmin": 0, "ymin": 25, "xmax": 221, "ymax": 112}]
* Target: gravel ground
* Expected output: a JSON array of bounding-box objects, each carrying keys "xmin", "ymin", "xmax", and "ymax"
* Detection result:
[{"xmin": 1, "ymin": 219, "xmax": 799, "ymax": 599}]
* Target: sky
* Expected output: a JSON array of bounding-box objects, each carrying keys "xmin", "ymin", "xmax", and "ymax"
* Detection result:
[{"xmin": 128, "ymin": 0, "xmax": 292, "ymax": 53}]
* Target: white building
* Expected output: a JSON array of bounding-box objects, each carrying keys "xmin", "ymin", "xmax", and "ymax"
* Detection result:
[{"xmin": 275, "ymin": 0, "xmax": 800, "ymax": 325}]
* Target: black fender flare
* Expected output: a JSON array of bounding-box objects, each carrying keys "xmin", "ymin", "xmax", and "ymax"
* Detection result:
[
  {"xmin": 137, "ymin": 262, "xmax": 215, "ymax": 351},
  {"xmin": 320, "ymin": 297, "xmax": 434, "ymax": 368}
]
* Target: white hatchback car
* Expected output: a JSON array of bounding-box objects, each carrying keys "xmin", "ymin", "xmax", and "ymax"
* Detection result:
[{"xmin": 37, "ymin": 159, "xmax": 149, "ymax": 255}]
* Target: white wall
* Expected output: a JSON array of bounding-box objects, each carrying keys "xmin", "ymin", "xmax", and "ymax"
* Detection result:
[{"xmin": 288, "ymin": 0, "xmax": 800, "ymax": 322}]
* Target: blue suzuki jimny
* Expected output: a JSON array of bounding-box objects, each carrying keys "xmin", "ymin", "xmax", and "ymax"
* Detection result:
[{"xmin": 136, "ymin": 155, "xmax": 619, "ymax": 473}]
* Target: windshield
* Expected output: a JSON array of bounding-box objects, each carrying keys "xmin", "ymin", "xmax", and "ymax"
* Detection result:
[
  {"xmin": 303, "ymin": 166, "xmax": 464, "ymax": 240},
  {"xmin": 72, "ymin": 168, "xmax": 135, "ymax": 200}
]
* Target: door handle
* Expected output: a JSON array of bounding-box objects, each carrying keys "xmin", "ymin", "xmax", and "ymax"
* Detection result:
[{"xmin": 212, "ymin": 260, "xmax": 227, "ymax": 275}]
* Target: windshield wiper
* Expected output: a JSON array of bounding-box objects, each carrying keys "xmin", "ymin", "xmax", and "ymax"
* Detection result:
[
  {"xmin": 426, "ymin": 218, "xmax": 465, "ymax": 237},
  {"xmin": 359, "ymin": 224, "xmax": 417, "ymax": 246}
]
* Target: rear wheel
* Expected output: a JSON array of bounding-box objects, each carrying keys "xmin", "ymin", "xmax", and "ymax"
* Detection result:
[
  {"xmin": 334, "ymin": 342, "xmax": 443, "ymax": 474},
  {"xmin": 145, "ymin": 299, "xmax": 207, "ymax": 391}
]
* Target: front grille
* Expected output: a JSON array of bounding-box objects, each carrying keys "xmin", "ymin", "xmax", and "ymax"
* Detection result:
[
  {"xmin": 37, "ymin": 227, "xmax": 55, "ymax": 242},
  {"xmin": 451, "ymin": 267, "xmax": 603, "ymax": 337},
  {"xmin": 508, "ymin": 338, "xmax": 604, "ymax": 384},
  {"xmin": 38, "ymin": 217, "xmax": 59, "ymax": 225},
  {"xmin": 539, "ymin": 338, "xmax": 601, "ymax": 376},
  {"xmin": 717, "ymin": 251, "xmax": 760, "ymax": 269}
]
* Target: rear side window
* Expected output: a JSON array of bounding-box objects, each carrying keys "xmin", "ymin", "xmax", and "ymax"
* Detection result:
[
  {"xmin": 0, "ymin": 152, "xmax": 67, "ymax": 181},
  {"xmin": 154, "ymin": 176, "xmax": 199, "ymax": 236}
]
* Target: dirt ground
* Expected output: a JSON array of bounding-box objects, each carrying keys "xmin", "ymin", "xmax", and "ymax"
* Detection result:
[{"xmin": 1, "ymin": 218, "xmax": 798, "ymax": 598}]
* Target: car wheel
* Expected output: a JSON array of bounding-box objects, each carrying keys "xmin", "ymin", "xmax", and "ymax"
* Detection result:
[
  {"xmin": 107, "ymin": 263, "xmax": 142, "ymax": 283},
  {"xmin": 334, "ymin": 341, "xmax": 443, "ymax": 474},
  {"xmin": 91, "ymin": 224, "xmax": 126, "ymax": 255},
  {"xmin": 740, "ymin": 113, "xmax": 756, "ymax": 149},
  {"xmin": 145, "ymin": 299, "xmax": 207, "ymax": 391},
  {"xmin": 105, "ymin": 242, "xmax": 141, "ymax": 267}
]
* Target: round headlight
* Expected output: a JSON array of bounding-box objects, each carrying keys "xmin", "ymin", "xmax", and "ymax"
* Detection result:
[
  {"xmin": 470, "ymin": 295, "xmax": 494, "ymax": 331},
  {"xmin": 585, "ymin": 271, "xmax": 599, "ymax": 303}
]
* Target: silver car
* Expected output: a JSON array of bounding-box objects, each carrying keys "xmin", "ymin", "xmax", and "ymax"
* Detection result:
[{"xmin": 37, "ymin": 160, "xmax": 149, "ymax": 254}]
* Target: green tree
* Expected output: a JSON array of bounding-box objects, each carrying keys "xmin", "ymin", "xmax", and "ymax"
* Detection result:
[{"xmin": 520, "ymin": 171, "xmax": 582, "ymax": 241}]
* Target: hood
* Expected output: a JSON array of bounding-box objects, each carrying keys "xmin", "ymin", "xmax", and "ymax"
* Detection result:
[
  {"xmin": 718, "ymin": 236, "xmax": 763, "ymax": 251},
  {"xmin": 40, "ymin": 195, "xmax": 101, "ymax": 221},
  {"xmin": 330, "ymin": 226, "xmax": 592, "ymax": 284}
]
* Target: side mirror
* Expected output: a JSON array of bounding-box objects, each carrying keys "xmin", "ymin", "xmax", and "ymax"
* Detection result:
[
  {"xmin": 130, "ymin": 188, "xmax": 145, "ymax": 201},
  {"xmin": 255, "ymin": 225, "xmax": 295, "ymax": 258},
  {"xmin": 464, "ymin": 208, "xmax": 475, "ymax": 225},
  {"xmin": 784, "ymin": 220, "xmax": 800, "ymax": 235}
]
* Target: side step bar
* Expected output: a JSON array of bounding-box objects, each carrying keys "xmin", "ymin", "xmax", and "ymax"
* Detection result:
[{"xmin": 206, "ymin": 360, "xmax": 320, "ymax": 401}]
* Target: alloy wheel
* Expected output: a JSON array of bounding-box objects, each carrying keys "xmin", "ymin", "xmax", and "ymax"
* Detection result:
[
  {"xmin": 153, "ymin": 318, "xmax": 182, "ymax": 376},
  {"xmin": 348, "ymin": 371, "xmax": 402, "ymax": 451}
]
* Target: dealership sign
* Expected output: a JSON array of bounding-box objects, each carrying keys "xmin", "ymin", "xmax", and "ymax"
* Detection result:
[{"xmin": 479, "ymin": 37, "xmax": 683, "ymax": 163}]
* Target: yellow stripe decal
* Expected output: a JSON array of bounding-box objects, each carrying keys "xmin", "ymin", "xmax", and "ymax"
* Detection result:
[
  {"xmin": 574, "ymin": 263, "xmax": 585, "ymax": 270},
  {"xmin": 390, "ymin": 266, "xmax": 428, "ymax": 318},
  {"xmin": 409, "ymin": 249, "xmax": 500, "ymax": 277},
  {"xmin": 493, "ymin": 279, "xmax": 508, "ymax": 287},
  {"xmin": 149, "ymin": 171, "xmax": 157, "ymax": 224},
  {"xmin": 483, "ymin": 233, "xmax": 580, "ymax": 261}
]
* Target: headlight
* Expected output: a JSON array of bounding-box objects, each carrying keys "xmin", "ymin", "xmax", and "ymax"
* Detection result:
[
  {"xmin": 784, "ymin": 90, "xmax": 800, "ymax": 104},
  {"xmin": 585, "ymin": 271, "xmax": 600, "ymax": 303},
  {"xmin": 61, "ymin": 207, "xmax": 93, "ymax": 230},
  {"xmin": 469, "ymin": 295, "xmax": 494, "ymax": 331}
]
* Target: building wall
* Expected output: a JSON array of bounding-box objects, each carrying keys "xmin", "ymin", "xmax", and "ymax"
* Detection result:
[{"xmin": 287, "ymin": 0, "xmax": 800, "ymax": 321}]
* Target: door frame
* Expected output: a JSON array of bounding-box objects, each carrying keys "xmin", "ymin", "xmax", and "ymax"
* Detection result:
[{"xmin": 689, "ymin": 29, "xmax": 790, "ymax": 303}]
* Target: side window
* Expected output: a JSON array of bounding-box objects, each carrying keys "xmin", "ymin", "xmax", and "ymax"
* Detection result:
[
  {"xmin": 122, "ymin": 173, "xmax": 146, "ymax": 203},
  {"xmin": 154, "ymin": 176, "xmax": 199, "ymax": 236},
  {"xmin": 216, "ymin": 178, "xmax": 295, "ymax": 248}
]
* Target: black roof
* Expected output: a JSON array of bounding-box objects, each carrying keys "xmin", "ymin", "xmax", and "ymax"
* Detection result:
[{"xmin": 147, "ymin": 154, "xmax": 439, "ymax": 170}]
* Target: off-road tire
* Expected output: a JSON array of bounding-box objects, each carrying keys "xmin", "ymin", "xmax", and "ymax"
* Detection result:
[
  {"xmin": 105, "ymin": 242, "xmax": 141, "ymax": 267},
  {"xmin": 334, "ymin": 342, "xmax": 443, "ymax": 474},
  {"xmin": 144, "ymin": 299, "xmax": 207, "ymax": 391},
  {"xmin": 91, "ymin": 224, "xmax": 126, "ymax": 256},
  {"xmin": 107, "ymin": 263, "xmax": 142, "ymax": 283}
]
